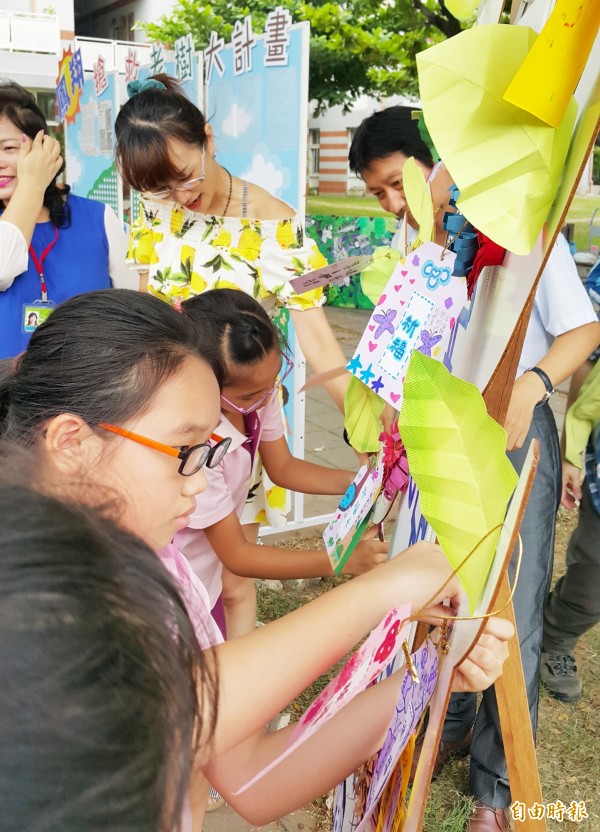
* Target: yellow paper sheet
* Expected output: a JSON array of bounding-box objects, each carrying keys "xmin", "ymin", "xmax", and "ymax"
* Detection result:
[
  {"xmin": 402, "ymin": 157, "xmax": 434, "ymax": 245},
  {"xmin": 398, "ymin": 351, "xmax": 518, "ymax": 611},
  {"xmin": 503, "ymin": 0, "xmax": 600, "ymax": 128},
  {"xmin": 417, "ymin": 24, "xmax": 577, "ymax": 256}
]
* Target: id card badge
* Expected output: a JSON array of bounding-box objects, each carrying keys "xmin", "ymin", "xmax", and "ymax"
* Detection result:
[{"xmin": 23, "ymin": 299, "xmax": 56, "ymax": 333}]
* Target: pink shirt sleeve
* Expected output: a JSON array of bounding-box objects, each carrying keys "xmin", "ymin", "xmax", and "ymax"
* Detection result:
[
  {"xmin": 258, "ymin": 393, "xmax": 286, "ymax": 442},
  {"xmin": 157, "ymin": 544, "xmax": 223, "ymax": 647}
]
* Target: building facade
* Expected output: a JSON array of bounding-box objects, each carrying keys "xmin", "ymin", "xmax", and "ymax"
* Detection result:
[{"xmin": 308, "ymin": 94, "xmax": 414, "ymax": 195}]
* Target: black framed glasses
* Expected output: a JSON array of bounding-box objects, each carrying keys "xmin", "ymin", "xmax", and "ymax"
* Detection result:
[{"xmin": 98, "ymin": 422, "xmax": 231, "ymax": 476}]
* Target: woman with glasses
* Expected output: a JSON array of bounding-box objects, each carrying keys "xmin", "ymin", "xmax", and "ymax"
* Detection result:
[
  {"xmin": 115, "ymin": 75, "xmax": 352, "ymax": 533},
  {"xmin": 0, "ymin": 81, "xmax": 135, "ymax": 360},
  {"xmin": 0, "ymin": 288, "xmax": 513, "ymax": 831},
  {"xmin": 178, "ymin": 289, "xmax": 388, "ymax": 640}
]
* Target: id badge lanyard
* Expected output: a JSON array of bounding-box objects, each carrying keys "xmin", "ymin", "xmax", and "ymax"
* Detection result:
[{"xmin": 29, "ymin": 226, "xmax": 59, "ymax": 302}]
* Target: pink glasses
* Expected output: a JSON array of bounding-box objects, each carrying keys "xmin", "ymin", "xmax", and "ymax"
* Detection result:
[{"xmin": 220, "ymin": 354, "xmax": 294, "ymax": 415}]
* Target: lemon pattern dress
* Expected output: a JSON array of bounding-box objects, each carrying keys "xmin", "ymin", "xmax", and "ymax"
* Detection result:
[{"xmin": 127, "ymin": 197, "xmax": 328, "ymax": 528}]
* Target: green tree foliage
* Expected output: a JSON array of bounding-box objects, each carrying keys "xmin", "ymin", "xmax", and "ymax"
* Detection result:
[{"xmin": 139, "ymin": 0, "xmax": 463, "ymax": 112}]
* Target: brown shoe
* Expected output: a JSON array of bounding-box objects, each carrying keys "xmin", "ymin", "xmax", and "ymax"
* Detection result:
[
  {"xmin": 468, "ymin": 806, "xmax": 509, "ymax": 832},
  {"xmin": 409, "ymin": 728, "xmax": 472, "ymax": 782}
]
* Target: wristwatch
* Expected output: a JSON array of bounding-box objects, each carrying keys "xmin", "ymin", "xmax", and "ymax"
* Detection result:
[{"xmin": 525, "ymin": 366, "xmax": 555, "ymax": 406}]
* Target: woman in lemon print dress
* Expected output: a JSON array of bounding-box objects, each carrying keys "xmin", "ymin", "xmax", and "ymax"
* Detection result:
[{"xmin": 115, "ymin": 75, "xmax": 352, "ymax": 647}]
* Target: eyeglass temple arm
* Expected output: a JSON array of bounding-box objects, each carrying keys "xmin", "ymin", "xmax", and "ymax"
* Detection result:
[{"xmin": 99, "ymin": 421, "xmax": 225, "ymax": 453}]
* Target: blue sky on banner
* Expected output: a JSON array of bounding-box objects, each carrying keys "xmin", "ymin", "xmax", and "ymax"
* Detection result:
[{"xmin": 205, "ymin": 22, "xmax": 308, "ymax": 212}]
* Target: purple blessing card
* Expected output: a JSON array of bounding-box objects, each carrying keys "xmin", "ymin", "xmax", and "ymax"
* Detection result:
[
  {"xmin": 354, "ymin": 640, "xmax": 439, "ymax": 832},
  {"xmin": 346, "ymin": 242, "xmax": 465, "ymax": 411}
]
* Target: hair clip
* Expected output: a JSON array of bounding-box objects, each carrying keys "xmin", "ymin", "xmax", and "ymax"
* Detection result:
[
  {"xmin": 172, "ymin": 298, "xmax": 183, "ymax": 314},
  {"xmin": 126, "ymin": 78, "xmax": 167, "ymax": 99}
]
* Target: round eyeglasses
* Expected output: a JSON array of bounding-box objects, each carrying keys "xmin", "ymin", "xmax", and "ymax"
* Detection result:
[
  {"xmin": 98, "ymin": 422, "xmax": 231, "ymax": 477},
  {"xmin": 143, "ymin": 146, "xmax": 206, "ymax": 201}
]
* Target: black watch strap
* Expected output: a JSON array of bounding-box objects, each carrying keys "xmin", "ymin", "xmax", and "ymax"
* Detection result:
[{"xmin": 526, "ymin": 366, "xmax": 554, "ymax": 406}]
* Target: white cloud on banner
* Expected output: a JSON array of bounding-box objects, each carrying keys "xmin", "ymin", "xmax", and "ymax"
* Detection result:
[
  {"xmin": 242, "ymin": 153, "xmax": 284, "ymax": 195},
  {"xmin": 221, "ymin": 103, "xmax": 252, "ymax": 137},
  {"xmin": 66, "ymin": 146, "xmax": 83, "ymax": 186}
]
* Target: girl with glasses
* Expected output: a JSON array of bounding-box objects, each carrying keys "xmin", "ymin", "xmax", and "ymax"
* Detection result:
[
  {"xmin": 178, "ymin": 288, "xmax": 387, "ymax": 640},
  {"xmin": 0, "ymin": 288, "xmax": 513, "ymax": 830}
]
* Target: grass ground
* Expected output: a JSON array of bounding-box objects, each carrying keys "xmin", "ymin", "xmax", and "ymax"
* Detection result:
[
  {"xmin": 306, "ymin": 193, "xmax": 600, "ymax": 253},
  {"xmin": 257, "ymin": 507, "xmax": 600, "ymax": 832}
]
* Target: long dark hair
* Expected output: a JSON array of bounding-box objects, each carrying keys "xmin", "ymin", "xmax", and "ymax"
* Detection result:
[
  {"xmin": 115, "ymin": 74, "xmax": 209, "ymax": 194},
  {"xmin": 0, "ymin": 289, "xmax": 222, "ymax": 446},
  {"xmin": 0, "ymin": 442, "xmax": 217, "ymax": 832},
  {"xmin": 182, "ymin": 289, "xmax": 284, "ymax": 380},
  {"xmin": 0, "ymin": 81, "xmax": 71, "ymax": 227},
  {"xmin": 348, "ymin": 105, "xmax": 434, "ymax": 175}
]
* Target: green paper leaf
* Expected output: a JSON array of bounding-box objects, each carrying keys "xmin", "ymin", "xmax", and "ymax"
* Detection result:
[
  {"xmin": 359, "ymin": 246, "xmax": 402, "ymax": 306},
  {"xmin": 344, "ymin": 375, "xmax": 385, "ymax": 454},
  {"xmin": 402, "ymin": 157, "xmax": 434, "ymax": 244},
  {"xmin": 399, "ymin": 351, "xmax": 518, "ymax": 611}
]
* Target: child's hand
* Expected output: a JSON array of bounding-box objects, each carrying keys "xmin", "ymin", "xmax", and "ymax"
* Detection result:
[
  {"xmin": 452, "ymin": 617, "xmax": 514, "ymax": 693},
  {"xmin": 363, "ymin": 541, "xmax": 463, "ymax": 620},
  {"xmin": 17, "ymin": 130, "xmax": 62, "ymax": 193},
  {"xmin": 340, "ymin": 525, "xmax": 388, "ymax": 576}
]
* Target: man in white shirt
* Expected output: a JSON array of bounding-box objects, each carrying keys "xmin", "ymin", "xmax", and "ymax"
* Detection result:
[{"xmin": 349, "ymin": 106, "xmax": 600, "ymax": 832}]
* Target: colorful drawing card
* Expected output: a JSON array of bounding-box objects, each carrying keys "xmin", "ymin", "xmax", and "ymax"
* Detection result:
[
  {"xmin": 235, "ymin": 604, "xmax": 411, "ymax": 795},
  {"xmin": 346, "ymin": 242, "xmax": 465, "ymax": 412},
  {"xmin": 324, "ymin": 454, "xmax": 385, "ymax": 573}
]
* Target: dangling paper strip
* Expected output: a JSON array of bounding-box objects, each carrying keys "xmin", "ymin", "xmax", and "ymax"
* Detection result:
[{"xmin": 346, "ymin": 242, "xmax": 464, "ymax": 414}]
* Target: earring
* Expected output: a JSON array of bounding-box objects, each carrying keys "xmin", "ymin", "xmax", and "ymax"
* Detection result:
[{"xmin": 212, "ymin": 152, "xmax": 217, "ymax": 160}]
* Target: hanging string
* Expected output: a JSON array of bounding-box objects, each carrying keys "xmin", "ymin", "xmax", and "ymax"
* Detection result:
[{"xmin": 410, "ymin": 523, "xmax": 523, "ymax": 625}]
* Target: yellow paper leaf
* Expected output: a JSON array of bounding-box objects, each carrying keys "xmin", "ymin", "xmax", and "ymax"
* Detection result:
[
  {"xmin": 399, "ymin": 351, "xmax": 518, "ymax": 611},
  {"xmin": 503, "ymin": 0, "xmax": 600, "ymax": 128},
  {"xmin": 344, "ymin": 375, "xmax": 385, "ymax": 454},
  {"xmin": 402, "ymin": 157, "xmax": 434, "ymax": 245}
]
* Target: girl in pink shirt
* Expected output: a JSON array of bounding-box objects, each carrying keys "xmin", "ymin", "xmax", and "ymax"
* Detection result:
[
  {"xmin": 178, "ymin": 289, "xmax": 388, "ymax": 638},
  {"xmin": 0, "ymin": 289, "xmax": 513, "ymax": 830}
]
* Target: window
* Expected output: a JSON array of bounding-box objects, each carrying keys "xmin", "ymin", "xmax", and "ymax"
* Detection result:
[{"xmin": 309, "ymin": 128, "xmax": 320, "ymax": 176}]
